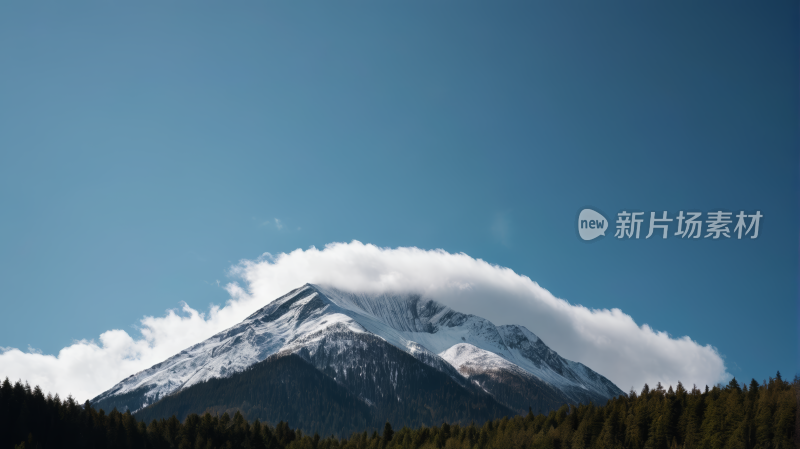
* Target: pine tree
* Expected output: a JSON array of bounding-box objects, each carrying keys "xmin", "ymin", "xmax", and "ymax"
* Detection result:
[{"xmin": 382, "ymin": 421, "xmax": 394, "ymax": 446}]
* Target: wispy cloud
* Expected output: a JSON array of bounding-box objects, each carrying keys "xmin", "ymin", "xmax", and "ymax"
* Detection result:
[
  {"xmin": 0, "ymin": 241, "xmax": 729, "ymax": 401},
  {"xmin": 258, "ymin": 218, "xmax": 285, "ymax": 230}
]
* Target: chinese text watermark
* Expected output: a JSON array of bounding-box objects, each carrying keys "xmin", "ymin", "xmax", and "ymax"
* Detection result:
[{"xmin": 578, "ymin": 209, "xmax": 762, "ymax": 241}]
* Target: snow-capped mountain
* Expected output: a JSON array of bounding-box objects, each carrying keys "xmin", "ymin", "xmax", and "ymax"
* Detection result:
[{"xmin": 93, "ymin": 284, "xmax": 624, "ymax": 416}]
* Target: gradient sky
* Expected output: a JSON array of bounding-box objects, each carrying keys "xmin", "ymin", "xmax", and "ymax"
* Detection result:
[{"xmin": 0, "ymin": 1, "xmax": 797, "ymax": 388}]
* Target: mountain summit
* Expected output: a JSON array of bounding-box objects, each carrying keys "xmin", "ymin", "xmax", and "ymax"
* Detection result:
[{"xmin": 93, "ymin": 284, "xmax": 624, "ymax": 430}]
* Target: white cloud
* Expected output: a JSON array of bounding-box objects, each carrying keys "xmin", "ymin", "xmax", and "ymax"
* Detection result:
[
  {"xmin": 274, "ymin": 218, "xmax": 283, "ymax": 230},
  {"xmin": 0, "ymin": 241, "xmax": 729, "ymax": 402}
]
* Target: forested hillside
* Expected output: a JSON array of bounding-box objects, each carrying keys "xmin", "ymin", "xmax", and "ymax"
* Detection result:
[{"xmin": 1, "ymin": 373, "xmax": 796, "ymax": 449}]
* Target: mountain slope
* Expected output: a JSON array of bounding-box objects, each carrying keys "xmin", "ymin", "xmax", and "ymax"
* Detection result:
[
  {"xmin": 135, "ymin": 351, "xmax": 515, "ymax": 437},
  {"xmin": 439, "ymin": 343, "xmax": 572, "ymax": 414},
  {"xmin": 135, "ymin": 353, "xmax": 375, "ymax": 436},
  {"xmin": 314, "ymin": 286, "xmax": 624, "ymax": 406}
]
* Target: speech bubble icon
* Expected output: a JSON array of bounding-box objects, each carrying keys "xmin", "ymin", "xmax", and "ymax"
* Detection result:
[{"xmin": 578, "ymin": 209, "xmax": 608, "ymax": 241}]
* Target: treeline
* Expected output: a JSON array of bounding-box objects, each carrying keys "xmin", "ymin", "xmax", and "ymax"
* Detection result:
[{"xmin": 1, "ymin": 373, "xmax": 797, "ymax": 449}]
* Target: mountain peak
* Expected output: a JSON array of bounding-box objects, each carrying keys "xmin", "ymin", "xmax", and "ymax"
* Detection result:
[{"xmin": 92, "ymin": 283, "xmax": 624, "ymax": 417}]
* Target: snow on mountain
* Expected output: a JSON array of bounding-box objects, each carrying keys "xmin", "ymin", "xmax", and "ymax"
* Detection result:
[
  {"xmin": 438, "ymin": 343, "xmax": 573, "ymax": 414},
  {"xmin": 92, "ymin": 283, "xmax": 624, "ymax": 413},
  {"xmin": 316, "ymin": 285, "xmax": 623, "ymax": 403},
  {"xmin": 440, "ymin": 343, "xmax": 524, "ymax": 374},
  {"xmin": 93, "ymin": 285, "xmax": 358, "ymax": 410}
]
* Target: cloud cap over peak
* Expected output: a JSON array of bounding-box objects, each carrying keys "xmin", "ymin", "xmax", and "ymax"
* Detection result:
[
  {"xmin": 236, "ymin": 241, "xmax": 729, "ymax": 390},
  {"xmin": 0, "ymin": 241, "xmax": 728, "ymax": 401}
]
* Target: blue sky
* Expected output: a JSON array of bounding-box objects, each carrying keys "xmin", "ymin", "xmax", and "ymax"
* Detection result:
[{"xmin": 0, "ymin": 1, "xmax": 797, "ymax": 389}]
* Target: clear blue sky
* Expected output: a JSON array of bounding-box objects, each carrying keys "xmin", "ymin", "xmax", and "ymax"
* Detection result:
[{"xmin": 0, "ymin": 1, "xmax": 797, "ymax": 386}]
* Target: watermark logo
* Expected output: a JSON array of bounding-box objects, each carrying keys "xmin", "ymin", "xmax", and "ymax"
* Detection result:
[
  {"xmin": 578, "ymin": 209, "xmax": 608, "ymax": 241},
  {"xmin": 577, "ymin": 208, "xmax": 762, "ymax": 242}
]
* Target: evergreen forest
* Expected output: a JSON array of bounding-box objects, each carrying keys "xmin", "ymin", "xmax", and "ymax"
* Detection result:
[{"xmin": 0, "ymin": 373, "xmax": 796, "ymax": 449}]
